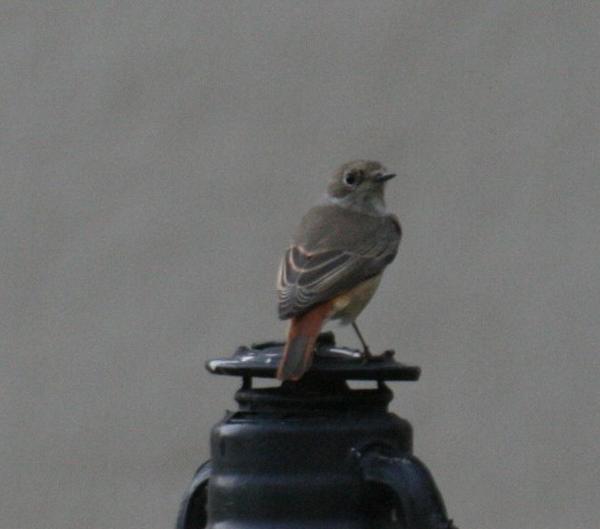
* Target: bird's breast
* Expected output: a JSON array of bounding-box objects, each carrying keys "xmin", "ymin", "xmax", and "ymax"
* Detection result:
[{"xmin": 330, "ymin": 274, "xmax": 383, "ymax": 324}]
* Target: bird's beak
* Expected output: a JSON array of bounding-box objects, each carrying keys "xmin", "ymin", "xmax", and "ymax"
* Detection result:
[{"xmin": 376, "ymin": 173, "xmax": 396, "ymax": 182}]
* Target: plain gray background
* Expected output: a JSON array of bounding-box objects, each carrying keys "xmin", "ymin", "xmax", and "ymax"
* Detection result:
[{"xmin": 1, "ymin": 1, "xmax": 599, "ymax": 528}]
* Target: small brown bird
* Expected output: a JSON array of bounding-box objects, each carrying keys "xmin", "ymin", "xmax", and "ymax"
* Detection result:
[{"xmin": 276, "ymin": 160, "xmax": 401, "ymax": 381}]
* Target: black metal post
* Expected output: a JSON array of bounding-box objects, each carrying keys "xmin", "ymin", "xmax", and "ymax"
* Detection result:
[{"xmin": 177, "ymin": 333, "xmax": 457, "ymax": 529}]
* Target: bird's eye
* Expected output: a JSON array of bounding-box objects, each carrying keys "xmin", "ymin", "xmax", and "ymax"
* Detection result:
[{"xmin": 344, "ymin": 173, "xmax": 357, "ymax": 186}]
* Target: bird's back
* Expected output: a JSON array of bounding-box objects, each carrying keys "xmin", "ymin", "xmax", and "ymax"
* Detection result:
[{"xmin": 277, "ymin": 204, "xmax": 401, "ymax": 319}]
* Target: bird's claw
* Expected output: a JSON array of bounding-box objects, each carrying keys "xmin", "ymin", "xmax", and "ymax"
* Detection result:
[{"xmin": 362, "ymin": 349, "xmax": 395, "ymax": 363}]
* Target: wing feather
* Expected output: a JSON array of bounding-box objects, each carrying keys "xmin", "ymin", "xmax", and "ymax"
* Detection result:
[{"xmin": 277, "ymin": 212, "xmax": 400, "ymax": 319}]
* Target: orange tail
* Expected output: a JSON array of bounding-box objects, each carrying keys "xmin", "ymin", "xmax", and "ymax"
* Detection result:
[{"xmin": 276, "ymin": 301, "xmax": 333, "ymax": 381}]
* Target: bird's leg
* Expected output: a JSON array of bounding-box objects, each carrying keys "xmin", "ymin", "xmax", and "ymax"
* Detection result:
[{"xmin": 351, "ymin": 321, "xmax": 373, "ymax": 359}]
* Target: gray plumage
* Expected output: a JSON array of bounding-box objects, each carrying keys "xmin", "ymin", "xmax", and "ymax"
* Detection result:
[{"xmin": 277, "ymin": 191, "xmax": 401, "ymax": 320}]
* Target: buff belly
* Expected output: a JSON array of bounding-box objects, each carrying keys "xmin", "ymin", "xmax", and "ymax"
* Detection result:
[{"xmin": 330, "ymin": 274, "xmax": 383, "ymax": 324}]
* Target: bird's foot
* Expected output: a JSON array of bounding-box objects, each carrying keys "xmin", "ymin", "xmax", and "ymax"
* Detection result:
[{"xmin": 362, "ymin": 348, "xmax": 395, "ymax": 363}]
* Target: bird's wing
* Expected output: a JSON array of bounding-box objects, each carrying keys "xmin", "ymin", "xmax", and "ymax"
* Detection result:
[{"xmin": 277, "ymin": 210, "xmax": 400, "ymax": 319}]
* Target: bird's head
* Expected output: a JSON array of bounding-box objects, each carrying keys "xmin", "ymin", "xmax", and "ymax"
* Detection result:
[{"xmin": 326, "ymin": 160, "xmax": 395, "ymax": 214}]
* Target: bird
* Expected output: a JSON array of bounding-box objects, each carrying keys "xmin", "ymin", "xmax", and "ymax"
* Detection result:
[{"xmin": 276, "ymin": 160, "xmax": 401, "ymax": 381}]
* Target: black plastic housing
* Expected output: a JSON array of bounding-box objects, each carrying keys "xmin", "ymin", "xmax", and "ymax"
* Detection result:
[{"xmin": 177, "ymin": 334, "xmax": 456, "ymax": 529}]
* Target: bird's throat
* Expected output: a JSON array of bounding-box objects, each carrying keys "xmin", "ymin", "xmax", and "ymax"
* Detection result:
[{"xmin": 325, "ymin": 192, "xmax": 386, "ymax": 216}]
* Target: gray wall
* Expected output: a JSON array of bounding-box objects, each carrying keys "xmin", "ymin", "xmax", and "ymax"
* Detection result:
[{"xmin": 2, "ymin": 2, "xmax": 599, "ymax": 528}]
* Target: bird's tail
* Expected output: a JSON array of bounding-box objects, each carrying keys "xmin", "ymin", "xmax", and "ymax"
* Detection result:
[{"xmin": 276, "ymin": 301, "xmax": 333, "ymax": 381}]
